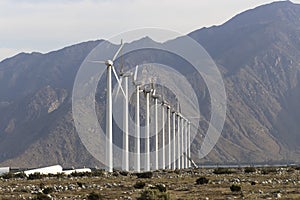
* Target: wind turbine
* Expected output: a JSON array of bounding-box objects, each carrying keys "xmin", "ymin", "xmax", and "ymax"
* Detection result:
[
  {"xmin": 151, "ymin": 82, "xmax": 160, "ymax": 170},
  {"xmin": 132, "ymin": 65, "xmax": 142, "ymax": 172},
  {"xmin": 180, "ymin": 114, "xmax": 184, "ymax": 168},
  {"xmin": 172, "ymin": 109, "xmax": 176, "ymax": 170},
  {"xmin": 115, "ymin": 63, "xmax": 132, "ymax": 171},
  {"xmin": 90, "ymin": 40, "xmax": 125, "ymax": 172},
  {"xmin": 177, "ymin": 113, "xmax": 181, "ymax": 169},
  {"xmin": 143, "ymin": 83, "xmax": 153, "ymax": 171},
  {"xmin": 167, "ymin": 104, "xmax": 171, "ymax": 169},
  {"xmin": 183, "ymin": 117, "xmax": 188, "ymax": 169},
  {"xmin": 160, "ymin": 86, "xmax": 169, "ymax": 169},
  {"xmin": 187, "ymin": 121, "xmax": 191, "ymax": 168},
  {"xmin": 177, "ymin": 107, "xmax": 189, "ymax": 169},
  {"xmin": 182, "ymin": 116, "xmax": 200, "ymax": 168}
]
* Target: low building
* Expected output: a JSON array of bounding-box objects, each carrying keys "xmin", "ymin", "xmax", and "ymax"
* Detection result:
[
  {"xmin": 62, "ymin": 168, "xmax": 91, "ymax": 175},
  {"xmin": 24, "ymin": 165, "xmax": 63, "ymax": 176},
  {"xmin": 0, "ymin": 167, "xmax": 10, "ymax": 175}
]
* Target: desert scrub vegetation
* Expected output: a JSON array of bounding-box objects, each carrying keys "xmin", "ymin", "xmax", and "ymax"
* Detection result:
[
  {"xmin": 230, "ymin": 184, "xmax": 242, "ymax": 192},
  {"xmin": 261, "ymin": 167, "xmax": 277, "ymax": 174},
  {"xmin": 28, "ymin": 172, "xmax": 45, "ymax": 180},
  {"xmin": 154, "ymin": 183, "xmax": 167, "ymax": 192},
  {"xmin": 244, "ymin": 167, "xmax": 256, "ymax": 173},
  {"xmin": 196, "ymin": 177, "xmax": 209, "ymax": 185},
  {"xmin": 137, "ymin": 189, "xmax": 170, "ymax": 200},
  {"xmin": 32, "ymin": 193, "xmax": 51, "ymax": 200},
  {"xmin": 1, "ymin": 172, "xmax": 27, "ymax": 179},
  {"xmin": 136, "ymin": 171, "xmax": 153, "ymax": 179},
  {"xmin": 42, "ymin": 187, "xmax": 55, "ymax": 194},
  {"xmin": 134, "ymin": 181, "xmax": 146, "ymax": 189},
  {"xmin": 87, "ymin": 191, "xmax": 104, "ymax": 200},
  {"xmin": 213, "ymin": 167, "xmax": 237, "ymax": 174}
]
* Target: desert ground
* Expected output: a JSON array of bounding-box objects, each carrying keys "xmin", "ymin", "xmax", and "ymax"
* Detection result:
[{"xmin": 0, "ymin": 166, "xmax": 299, "ymax": 200}]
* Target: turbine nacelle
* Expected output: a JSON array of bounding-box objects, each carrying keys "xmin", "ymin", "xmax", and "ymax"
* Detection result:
[
  {"xmin": 152, "ymin": 89, "xmax": 160, "ymax": 99},
  {"xmin": 143, "ymin": 85, "xmax": 153, "ymax": 93},
  {"xmin": 105, "ymin": 60, "xmax": 114, "ymax": 67},
  {"xmin": 161, "ymin": 100, "xmax": 170, "ymax": 107}
]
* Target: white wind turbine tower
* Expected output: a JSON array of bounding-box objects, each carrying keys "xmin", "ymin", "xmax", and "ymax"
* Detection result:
[
  {"xmin": 91, "ymin": 40, "xmax": 125, "ymax": 172},
  {"xmin": 160, "ymin": 87, "xmax": 169, "ymax": 169},
  {"xmin": 177, "ymin": 103, "xmax": 187, "ymax": 169},
  {"xmin": 166, "ymin": 103, "xmax": 171, "ymax": 169},
  {"xmin": 143, "ymin": 83, "xmax": 153, "ymax": 171},
  {"xmin": 115, "ymin": 64, "xmax": 132, "ymax": 171},
  {"xmin": 182, "ymin": 117, "xmax": 188, "ymax": 168},
  {"xmin": 177, "ymin": 117, "xmax": 189, "ymax": 169},
  {"xmin": 132, "ymin": 65, "xmax": 142, "ymax": 172},
  {"xmin": 176, "ymin": 103, "xmax": 182, "ymax": 169},
  {"xmin": 172, "ymin": 109, "xmax": 176, "ymax": 170},
  {"xmin": 177, "ymin": 114, "xmax": 181, "ymax": 169},
  {"xmin": 151, "ymin": 82, "xmax": 159, "ymax": 170},
  {"xmin": 188, "ymin": 121, "xmax": 191, "ymax": 168},
  {"xmin": 185, "ymin": 119, "xmax": 189, "ymax": 168},
  {"xmin": 182, "ymin": 116, "xmax": 199, "ymax": 168},
  {"xmin": 181, "ymin": 115, "xmax": 184, "ymax": 168}
]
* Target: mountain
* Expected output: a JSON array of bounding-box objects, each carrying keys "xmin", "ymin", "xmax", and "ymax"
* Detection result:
[
  {"xmin": 189, "ymin": 0, "xmax": 300, "ymax": 163},
  {"xmin": 0, "ymin": 41, "xmax": 103, "ymax": 168},
  {"xmin": 1, "ymin": 1, "xmax": 300, "ymax": 167}
]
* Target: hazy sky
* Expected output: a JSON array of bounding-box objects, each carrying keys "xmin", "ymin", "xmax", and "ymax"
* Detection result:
[{"xmin": 1, "ymin": 0, "xmax": 300, "ymax": 61}]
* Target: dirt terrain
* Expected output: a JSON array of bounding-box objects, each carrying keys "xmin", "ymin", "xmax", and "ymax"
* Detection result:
[{"xmin": 0, "ymin": 166, "xmax": 299, "ymax": 199}]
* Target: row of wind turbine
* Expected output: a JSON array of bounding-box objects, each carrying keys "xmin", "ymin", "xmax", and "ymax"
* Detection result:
[{"xmin": 92, "ymin": 40, "xmax": 193, "ymax": 172}]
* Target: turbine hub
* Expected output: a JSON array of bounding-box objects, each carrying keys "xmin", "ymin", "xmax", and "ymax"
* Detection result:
[{"xmin": 105, "ymin": 60, "xmax": 113, "ymax": 66}]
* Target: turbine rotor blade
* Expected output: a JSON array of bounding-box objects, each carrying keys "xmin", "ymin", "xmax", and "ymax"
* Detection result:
[
  {"xmin": 89, "ymin": 60, "xmax": 106, "ymax": 64},
  {"xmin": 112, "ymin": 66, "xmax": 126, "ymax": 97},
  {"xmin": 151, "ymin": 82, "xmax": 154, "ymax": 90},
  {"xmin": 134, "ymin": 65, "xmax": 139, "ymax": 82},
  {"xmin": 179, "ymin": 102, "xmax": 181, "ymax": 113},
  {"xmin": 112, "ymin": 40, "xmax": 124, "ymax": 61},
  {"xmin": 114, "ymin": 77, "xmax": 123, "ymax": 101}
]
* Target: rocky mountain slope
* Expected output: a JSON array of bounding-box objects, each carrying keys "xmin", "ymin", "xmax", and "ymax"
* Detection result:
[
  {"xmin": 1, "ymin": 1, "xmax": 300, "ymax": 167},
  {"xmin": 190, "ymin": 0, "xmax": 300, "ymax": 163},
  {"xmin": 0, "ymin": 42, "xmax": 103, "ymax": 168}
]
